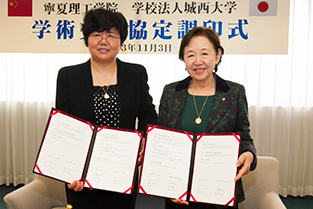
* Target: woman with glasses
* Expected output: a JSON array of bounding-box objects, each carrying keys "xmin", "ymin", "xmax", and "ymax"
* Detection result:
[{"xmin": 56, "ymin": 8, "xmax": 157, "ymax": 209}]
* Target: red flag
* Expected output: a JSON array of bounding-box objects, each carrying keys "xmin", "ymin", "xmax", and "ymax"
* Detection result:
[{"xmin": 8, "ymin": 0, "xmax": 32, "ymax": 17}]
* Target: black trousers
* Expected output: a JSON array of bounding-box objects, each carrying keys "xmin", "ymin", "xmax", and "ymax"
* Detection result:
[
  {"xmin": 165, "ymin": 199, "xmax": 238, "ymax": 209},
  {"xmin": 66, "ymin": 187, "xmax": 136, "ymax": 209}
]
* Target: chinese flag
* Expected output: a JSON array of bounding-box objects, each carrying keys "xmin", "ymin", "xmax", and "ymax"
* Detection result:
[
  {"xmin": 8, "ymin": 0, "xmax": 32, "ymax": 17},
  {"xmin": 249, "ymin": 0, "xmax": 277, "ymax": 16}
]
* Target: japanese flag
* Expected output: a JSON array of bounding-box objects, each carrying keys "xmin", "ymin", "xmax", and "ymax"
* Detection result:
[{"xmin": 249, "ymin": 0, "xmax": 277, "ymax": 16}]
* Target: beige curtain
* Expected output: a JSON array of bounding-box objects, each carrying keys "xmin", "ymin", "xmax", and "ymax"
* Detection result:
[{"xmin": 0, "ymin": 0, "xmax": 312, "ymax": 197}]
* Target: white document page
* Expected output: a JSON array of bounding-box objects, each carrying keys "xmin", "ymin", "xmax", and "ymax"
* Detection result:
[
  {"xmin": 34, "ymin": 111, "xmax": 93, "ymax": 183},
  {"xmin": 190, "ymin": 134, "xmax": 240, "ymax": 206},
  {"xmin": 139, "ymin": 126, "xmax": 193, "ymax": 200},
  {"xmin": 85, "ymin": 127, "xmax": 141, "ymax": 194}
]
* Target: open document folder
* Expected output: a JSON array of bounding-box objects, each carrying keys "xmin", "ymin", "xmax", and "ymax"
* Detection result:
[
  {"xmin": 138, "ymin": 124, "xmax": 240, "ymax": 207},
  {"xmin": 33, "ymin": 108, "xmax": 142, "ymax": 194}
]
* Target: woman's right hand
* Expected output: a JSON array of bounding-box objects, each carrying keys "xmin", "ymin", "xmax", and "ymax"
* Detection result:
[
  {"xmin": 67, "ymin": 180, "xmax": 84, "ymax": 192},
  {"xmin": 171, "ymin": 198, "xmax": 189, "ymax": 205}
]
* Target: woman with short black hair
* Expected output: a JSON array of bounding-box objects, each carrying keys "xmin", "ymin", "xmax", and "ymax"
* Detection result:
[{"xmin": 56, "ymin": 8, "xmax": 157, "ymax": 209}]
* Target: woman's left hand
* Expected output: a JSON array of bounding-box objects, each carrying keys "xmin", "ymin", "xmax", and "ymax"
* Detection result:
[
  {"xmin": 234, "ymin": 151, "xmax": 254, "ymax": 182},
  {"xmin": 138, "ymin": 137, "xmax": 145, "ymax": 164},
  {"xmin": 67, "ymin": 180, "xmax": 84, "ymax": 192},
  {"xmin": 170, "ymin": 199, "xmax": 189, "ymax": 205}
]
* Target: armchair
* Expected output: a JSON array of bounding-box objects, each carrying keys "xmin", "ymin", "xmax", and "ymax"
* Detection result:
[
  {"xmin": 3, "ymin": 156, "xmax": 286, "ymax": 209},
  {"xmin": 238, "ymin": 156, "xmax": 286, "ymax": 209},
  {"xmin": 3, "ymin": 175, "xmax": 67, "ymax": 209}
]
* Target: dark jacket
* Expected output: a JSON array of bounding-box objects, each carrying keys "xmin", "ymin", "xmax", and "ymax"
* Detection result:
[
  {"xmin": 56, "ymin": 58, "xmax": 157, "ymax": 132},
  {"xmin": 158, "ymin": 74, "xmax": 257, "ymax": 204}
]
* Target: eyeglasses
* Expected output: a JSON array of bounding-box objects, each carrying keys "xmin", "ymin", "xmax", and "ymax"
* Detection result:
[{"xmin": 89, "ymin": 32, "xmax": 120, "ymax": 43}]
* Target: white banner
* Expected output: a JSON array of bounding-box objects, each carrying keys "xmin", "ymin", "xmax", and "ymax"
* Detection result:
[{"xmin": 1, "ymin": 0, "xmax": 290, "ymax": 54}]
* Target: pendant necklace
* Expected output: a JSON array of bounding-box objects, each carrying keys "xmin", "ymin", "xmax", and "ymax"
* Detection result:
[
  {"xmin": 93, "ymin": 69, "xmax": 115, "ymax": 99},
  {"xmin": 193, "ymin": 95, "xmax": 209, "ymax": 124}
]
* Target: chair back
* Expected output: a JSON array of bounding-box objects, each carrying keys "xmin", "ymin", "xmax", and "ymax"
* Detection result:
[{"xmin": 239, "ymin": 156, "xmax": 280, "ymax": 209}]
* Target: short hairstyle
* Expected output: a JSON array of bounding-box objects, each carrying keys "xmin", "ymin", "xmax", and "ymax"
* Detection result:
[
  {"xmin": 178, "ymin": 27, "xmax": 224, "ymax": 72},
  {"xmin": 81, "ymin": 8, "xmax": 128, "ymax": 47}
]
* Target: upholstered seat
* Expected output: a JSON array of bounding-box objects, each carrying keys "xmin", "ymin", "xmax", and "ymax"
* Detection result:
[
  {"xmin": 238, "ymin": 156, "xmax": 286, "ymax": 209},
  {"xmin": 4, "ymin": 156, "xmax": 286, "ymax": 209}
]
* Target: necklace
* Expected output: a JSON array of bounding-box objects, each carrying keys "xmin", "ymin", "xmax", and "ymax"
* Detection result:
[
  {"xmin": 93, "ymin": 69, "xmax": 115, "ymax": 99},
  {"xmin": 193, "ymin": 95, "xmax": 209, "ymax": 124}
]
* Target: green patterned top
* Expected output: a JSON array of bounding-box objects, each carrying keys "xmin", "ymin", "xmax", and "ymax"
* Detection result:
[{"xmin": 181, "ymin": 94, "xmax": 214, "ymax": 133}]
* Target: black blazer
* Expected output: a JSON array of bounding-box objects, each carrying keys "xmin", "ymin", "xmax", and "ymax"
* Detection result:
[{"xmin": 56, "ymin": 58, "xmax": 157, "ymax": 132}]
